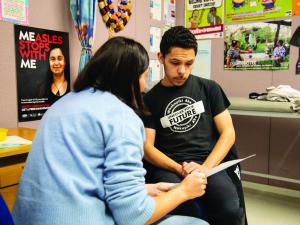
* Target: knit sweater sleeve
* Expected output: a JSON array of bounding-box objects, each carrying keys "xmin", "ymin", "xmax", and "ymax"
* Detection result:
[{"xmin": 103, "ymin": 108, "xmax": 155, "ymax": 225}]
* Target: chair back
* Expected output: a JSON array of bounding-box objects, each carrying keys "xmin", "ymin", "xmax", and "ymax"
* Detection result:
[{"xmin": 0, "ymin": 195, "xmax": 14, "ymax": 225}]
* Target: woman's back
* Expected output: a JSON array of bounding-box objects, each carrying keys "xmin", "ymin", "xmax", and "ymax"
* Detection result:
[{"xmin": 13, "ymin": 88, "xmax": 155, "ymax": 225}]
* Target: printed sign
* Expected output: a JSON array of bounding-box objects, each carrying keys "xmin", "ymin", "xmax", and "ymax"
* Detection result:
[
  {"xmin": 185, "ymin": 0, "xmax": 224, "ymax": 39},
  {"xmin": 225, "ymin": 0, "xmax": 292, "ymax": 23},
  {"xmin": 224, "ymin": 20, "xmax": 291, "ymax": 71},
  {"xmin": 14, "ymin": 25, "xmax": 70, "ymax": 121}
]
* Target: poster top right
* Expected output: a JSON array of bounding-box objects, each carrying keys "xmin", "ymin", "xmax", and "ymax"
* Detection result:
[{"xmin": 225, "ymin": 0, "xmax": 292, "ymax": 23}]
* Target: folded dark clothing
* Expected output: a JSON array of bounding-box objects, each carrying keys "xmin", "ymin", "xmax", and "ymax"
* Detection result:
[{"xmin": 249, "ymin": 92, "xmax": 267, "ymax": 99}]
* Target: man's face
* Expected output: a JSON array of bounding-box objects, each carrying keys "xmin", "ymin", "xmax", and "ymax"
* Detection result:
[{"xmin": 158, "ymin": 47, "xmax": 195, "ymax": 87}]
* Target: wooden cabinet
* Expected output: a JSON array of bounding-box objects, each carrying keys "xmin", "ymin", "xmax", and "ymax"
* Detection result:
[
  {"xmin": 0, "ymin": 128, "xmax": 35, "ymax": 211},
  {"xmin": 232, "ymin": 115, "xmax": 300, "ymax": 191}
]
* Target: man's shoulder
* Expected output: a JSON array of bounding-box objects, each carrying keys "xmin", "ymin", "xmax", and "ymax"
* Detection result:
[
  {"xmin": 190, "ymin": 75, "xmax": 215, "ymax": 86},
  {"xmin": 144, "ymin": 82, "xmax": 162, "ymax": 98}
]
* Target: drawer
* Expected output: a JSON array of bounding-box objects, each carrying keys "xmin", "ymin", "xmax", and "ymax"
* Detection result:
[
  {"xmin": 0, "ymin": 185, "xmax": 18, "ymax": 212},
  {"xmin": 0, "ymin": 163, "xmax": 25, "ymax": 188}
]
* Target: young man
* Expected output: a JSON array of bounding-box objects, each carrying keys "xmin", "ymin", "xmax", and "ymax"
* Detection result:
[{"xmin": 143, "ymin": 26, "xmax": 247, "ymax": 225}]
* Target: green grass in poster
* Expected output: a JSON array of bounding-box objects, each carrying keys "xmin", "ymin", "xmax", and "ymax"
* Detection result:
[{"xmin": 225, "ymin": 0, "xmax": 292, "ymax": 23}]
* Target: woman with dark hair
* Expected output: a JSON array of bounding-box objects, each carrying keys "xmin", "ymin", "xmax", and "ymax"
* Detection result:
[
  {"xmin": 13, "ymin": 36, "xmax": 208, "ymax": 225},
  {"xmin": 38, "ymin": 46, "xmax": 70, "ymax": 104}
]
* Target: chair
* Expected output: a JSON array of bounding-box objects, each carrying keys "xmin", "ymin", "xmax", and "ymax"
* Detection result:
[{"xmin": 0, "ymin": 194, "xmax": 14, "ymax": 225}]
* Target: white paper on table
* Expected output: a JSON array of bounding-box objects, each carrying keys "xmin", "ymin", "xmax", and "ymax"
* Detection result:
[
  {"xmin": 0, "ymin": 136, "xmax": 32, "ymax": 145},
  {"xmin": 206, "ymin": 154, "xmax": 256, "ymax": 177}
]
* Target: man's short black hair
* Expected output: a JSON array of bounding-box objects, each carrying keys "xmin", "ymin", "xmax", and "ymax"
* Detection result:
[{"xmin": 160, "ymin": 26, "xmax": 197, "ymax": 56}]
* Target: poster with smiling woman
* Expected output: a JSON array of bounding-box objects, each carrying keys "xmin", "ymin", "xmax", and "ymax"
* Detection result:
[{"xmin": 14, "ymin": 25, "xmax": 70, "ymax": 122}]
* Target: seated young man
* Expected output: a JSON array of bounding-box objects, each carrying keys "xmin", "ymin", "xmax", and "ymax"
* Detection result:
[{"xmin": 143, "ymin": 26, "xmax": 247, "ymax": 225}]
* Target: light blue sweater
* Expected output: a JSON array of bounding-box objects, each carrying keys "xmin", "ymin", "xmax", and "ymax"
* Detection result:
[{"xmin": 13, "ymin": 88, "xmax": 155, "ymax": 225}]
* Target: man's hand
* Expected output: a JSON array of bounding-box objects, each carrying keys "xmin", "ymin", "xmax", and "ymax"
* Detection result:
[
  {"xmin": 181, "ymin": 161, "xmax": 209, "ymax": 177},
  {"xmin": 145, "ymin": 183, "xmax": 175, "ymax": 197}
]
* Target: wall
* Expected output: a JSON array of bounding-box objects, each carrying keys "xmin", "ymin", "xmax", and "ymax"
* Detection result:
[
  {"xmin": 176, "ymin": 0, "xmax": 300, "ymax": 190},
  {"xmin": 0, "ymin": 0, "xmax": 150, "ymax": 129},
  {"xmin": 176, "ymin": 1, "xmax": 300, "ymax": 96}
]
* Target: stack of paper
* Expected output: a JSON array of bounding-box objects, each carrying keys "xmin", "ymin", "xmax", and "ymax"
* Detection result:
[{"xmin": 0, "ymin": 136, "xmax": 32, "ymax": 149}]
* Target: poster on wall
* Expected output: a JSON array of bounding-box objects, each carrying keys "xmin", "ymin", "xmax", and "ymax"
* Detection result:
[
  {"xmin": 149, "ymin": 59, "xmax": 161, "ymax": 82},
  {"xmin": 185, "ymin": 0, "xmax": 224, "ymax": 39},
  {"xmin": 150, "ymin": 0, "xmax": 162, "ymax": 20},
  {"xmin": 163, "ymin": 0, "xmax": 176, "ymax": 27},
  {"xmin": 150, "ymin": 26, "xmax": 161, "ymax": 53},
  {"xmin": 192, "ymin": 40, "xmax": 211, "ymax": 79},
  {"xmin": 224, "ymin": 20, "xmax": 291, "ymax": 71},
  {"xmin": 146, "ymin": 59, "xmax": 161, "ymax": 92},
  {"xmin": 14, "ymin": 25, "xmax": 70, "ymax": 122},
  {"xmin": 0, "ymin": 0, "xmax": 28, "ymax": 25},
  {"xmin": 293, "ymin": 0, "xmax": 300, "ymax": 15},
  {"xmin": 225, "ymin": 0, "xmax": 292, "ymax": 23}
]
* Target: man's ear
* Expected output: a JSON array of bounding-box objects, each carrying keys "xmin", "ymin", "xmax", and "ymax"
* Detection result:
[{"xmin": 157, "ymin": 52, "xmax": 164, "ymax": 64}]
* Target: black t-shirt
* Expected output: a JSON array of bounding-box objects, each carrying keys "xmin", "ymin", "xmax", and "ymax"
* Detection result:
[{"xmin": 143, "ymin": 75, "xmax": 231, "ymax": 163}]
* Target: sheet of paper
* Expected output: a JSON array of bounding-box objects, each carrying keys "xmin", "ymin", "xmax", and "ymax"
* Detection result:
[
  {"xmin": 170, "ymin": 154, "xmax": 255, "ymax": 189},
  {"xmin": 206, "ymin": 154, "xmax": 256, "ymax": 177},
  {"xmin": 0, "ymin": 135, "xmax": 32, "ymax": 146}
]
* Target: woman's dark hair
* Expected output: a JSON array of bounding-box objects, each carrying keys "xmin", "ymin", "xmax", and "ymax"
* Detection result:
[
  {"xmin": 160, "ymin": 26, "xmax": 197, "ymax": 56},
  {"xmin": 74, "ymin": 36, "xmax": 149, "ymax": 116},
  {"xmin": 38, "ymin": 45, "xmax": 70, "ymax": 98}
]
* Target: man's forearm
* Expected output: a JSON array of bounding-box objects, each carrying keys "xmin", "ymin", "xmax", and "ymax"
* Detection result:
[
  {"xmin": 144, "ymin": 142, "xmax": 182, "ymax": 174},
  {"xmin": 203, "ymin": 129, "xmax": 235, "ymax": 169}
]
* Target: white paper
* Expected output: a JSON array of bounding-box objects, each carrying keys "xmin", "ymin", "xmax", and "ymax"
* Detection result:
[
  {"xmin": 170, "ymin": 154, "xmax": 255, "ymax": 189},
  {"xmin": 0, "ymin": 135, "xmax": 32, "ymax": 145},
  {"xmin": 206, "ymin": 154, "xmax": 256, "ymax": 177},
  {"xmin": 150, "ymin": 26, "xmax": 161, "ymax": 53},
  {"xmin": 192, "ymin": 40, "xmax": 211, "ymax": 80},
  {"xmin": 150, "ymin": 0, "xmax": 162, "ymax": 21}
]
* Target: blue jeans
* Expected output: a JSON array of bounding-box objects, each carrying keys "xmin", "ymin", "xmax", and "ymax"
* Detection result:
[{"xmin": 155, "ymin": 215, "xmax": 209, "ymax": 225}]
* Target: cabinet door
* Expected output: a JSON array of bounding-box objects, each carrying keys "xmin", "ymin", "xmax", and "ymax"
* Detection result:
[
  {"xmin": 0, "ymin": 185, "xmax": 18, "ymax": 211},
  {"xmin": 0, "ymin": 163, "xmax": 25, "ymax": 188},
  {"xmin": 232, "ymin": 115, "xmax": 270, "ymax": 184},
  {"xmin": 269, "ymin": 118, "xmax": 300, "ymax": 190}
]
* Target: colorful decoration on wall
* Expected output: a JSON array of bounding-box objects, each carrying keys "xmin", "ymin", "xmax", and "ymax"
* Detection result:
[
  {"xmin": 0, "ymin": 0, "xmax": 29, "ymax": 25},
  {"xmin": 98, "ymin": 0, "xmax": 132, "ymax": 36},
  {"xmin": 185, "ymin": 0, "xmax": 224, "ymax": 39},
  {"xmin": 224, "ymin": 20, "xmax": 291, "ymax": 71},
  {"xmin": 225, "ymin": 0, "xmax": 292, "ymax": 23},
  {"xmin": 293, "ymin": 0, "xmax": 300, "ymax": 16},
  {"xmin": 70, "ymin": 0, "xmax": 96, "ymax": 72}
]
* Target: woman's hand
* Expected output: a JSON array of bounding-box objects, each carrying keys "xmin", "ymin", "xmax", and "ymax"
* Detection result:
[
  {"xmin": 145, "ymin": 183, "xmax": 175, "ymax": 197},
  {"xmin": 177, "ymin": 171, "xmax": 207, "ymax": 200}
]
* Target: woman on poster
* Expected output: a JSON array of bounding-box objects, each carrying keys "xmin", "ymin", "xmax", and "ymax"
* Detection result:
[{"xmin": 38, "ymin": 46, "xmax": 70, "ymax": 104}]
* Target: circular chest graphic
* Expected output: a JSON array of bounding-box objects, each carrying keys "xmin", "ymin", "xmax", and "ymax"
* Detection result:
[{"xmin": 161, "ymin": 96, "xmax": 203, "ymax": 133}]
